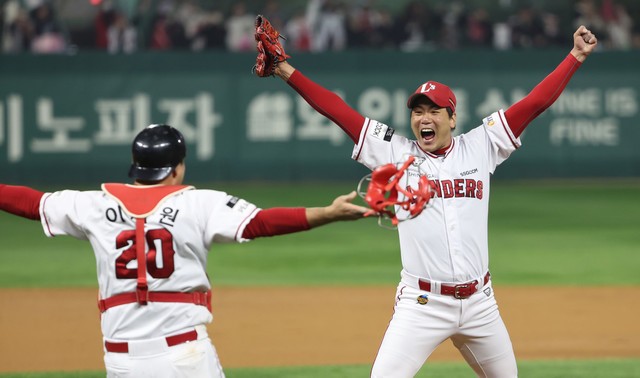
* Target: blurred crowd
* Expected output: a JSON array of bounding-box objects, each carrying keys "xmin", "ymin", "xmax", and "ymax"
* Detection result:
[{"xmin": 2, "ymin": 0, "xmax": 639, "ymax": 55}]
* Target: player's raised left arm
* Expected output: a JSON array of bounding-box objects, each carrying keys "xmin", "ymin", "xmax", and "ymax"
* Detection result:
[
  {"xmin": 571, "ymin": 25, "xmax": 598, "ymax": 63},
  {"xmin": 504, "ymin": 25, "xmax": 597, "ymax": 138}
]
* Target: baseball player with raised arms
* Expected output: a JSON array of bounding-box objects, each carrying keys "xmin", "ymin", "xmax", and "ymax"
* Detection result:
[
  {"xmin": 254, "ymin": 16, "xmax": 597, "ymax": 377},
  {"xmin": 0, "ymin": 124, "xmax": 368, "ymax": 377}
]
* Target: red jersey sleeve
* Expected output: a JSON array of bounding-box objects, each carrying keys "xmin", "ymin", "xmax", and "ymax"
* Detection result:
[
  {"xmin": 505, "ymin": 54, "xmax": 582, "ymax": 138},
  {"xmin": 287, "ymin": 70, "xmax": 366, "ymax": 143},
  {"xmin": 0, "ymin": 184, "xmax": 44, "ymax": 220},
  {"xmin": 242, "ymin": 207, "xmax": 310, "ymax": 239}
]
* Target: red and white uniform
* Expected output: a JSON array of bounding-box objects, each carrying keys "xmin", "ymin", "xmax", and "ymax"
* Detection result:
[
  {"xmin": 354, "ymin": 113, "xmax": 520, "ymax": 376},
  {"xmin": 0, "ymin": 179, "xmax": 310, "ymax": 377},
  {"xmin": 284, "ymin": 53, "xmax": 583, "ymax": 377},
  {"xmin": 354, "ymin": 111, "xmax": 519, "ymax": 283},
  {"xmin": 40, "ymin": 186, "xmax": 257, "ymax": 340},
  {"xmin": 40, "ymin": 186, "xmax": 259, "ymax": 378}
]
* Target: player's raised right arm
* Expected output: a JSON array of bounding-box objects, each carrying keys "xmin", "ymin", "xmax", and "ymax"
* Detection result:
[
  {"xmin": 253, "ymin": 15, "xmax": 365, "ymax": 143},
  {"xmin": 272, "ymin": 61, "xmax": 366, "ymax": 144},
  {"xmin": 273, "ymin": 61, "xmax": 296, "ymax": 81}
]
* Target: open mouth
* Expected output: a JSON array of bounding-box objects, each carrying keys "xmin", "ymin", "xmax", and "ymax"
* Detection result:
[{"xmin": 420, "ymin": 128, "xmax": 435, "ymax": 142}]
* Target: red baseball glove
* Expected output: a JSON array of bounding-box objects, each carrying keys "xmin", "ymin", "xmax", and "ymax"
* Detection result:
[{"xmin": 252, "ymin": 15, "xmax": 290, "ymax": 77}]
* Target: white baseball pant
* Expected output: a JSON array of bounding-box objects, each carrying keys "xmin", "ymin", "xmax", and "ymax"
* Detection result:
[
  {"xmin": 371, "ymin": 280, "xmax": 517, "ymax": 378},
  {"xmin": 103, "ymin": 325, "xmax": 225, "ymax": 378}
]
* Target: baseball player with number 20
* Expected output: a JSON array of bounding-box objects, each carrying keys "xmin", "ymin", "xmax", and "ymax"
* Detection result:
[
  {"xmin": 254, "ymin": 15, "xmax": 597, "ymax": 377},
  {"xmin": 0, "ymin": 124, "xmax": 368, "ymax": 377}
]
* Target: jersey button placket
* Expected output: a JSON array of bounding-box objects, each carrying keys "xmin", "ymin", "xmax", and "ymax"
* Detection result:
[
  {"xmin": 445, "ymin": 205, "xmax": 462, "ymax": 252},
  {"xmin": 441, "ymin": 162, "xmax": 464, "ymax": 278}
]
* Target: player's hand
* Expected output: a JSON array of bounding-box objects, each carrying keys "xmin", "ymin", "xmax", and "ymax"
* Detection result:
[
  {"xmin": 252, "ymin": 15, "xmax": 290, "ymax": 77},
  {"xmin": 273, "ymin": 61, "xmax": 296, "ymax": 81},
  {"xmin": 326, "ymin": 191, "xmax": 369, "ymax": 221},
  {"xmin": 306, "ymin": 191, "xmax": 369, "ymax": 228},
  {"xmin": 571, "ymin": 25, "xmax": 597, "ymax": 62}
]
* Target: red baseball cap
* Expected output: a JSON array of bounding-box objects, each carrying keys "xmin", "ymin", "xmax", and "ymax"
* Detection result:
[{"xmin": 406, "ymin": 81, "xmax": 456, "ymax": 113}]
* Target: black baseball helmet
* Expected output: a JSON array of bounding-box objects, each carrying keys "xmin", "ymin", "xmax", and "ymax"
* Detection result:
[{"xmin": 128, "ymin": 124, "xmax": 186, "ymax": 182}]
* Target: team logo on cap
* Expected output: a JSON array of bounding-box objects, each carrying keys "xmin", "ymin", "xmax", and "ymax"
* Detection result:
[
  {"xmin": 421, "ymin": 82, "xmax": 436, "ymax": 93},
  {"xmin": 417, "ymin": 294, "xmax": 429, "ymax": 305}
]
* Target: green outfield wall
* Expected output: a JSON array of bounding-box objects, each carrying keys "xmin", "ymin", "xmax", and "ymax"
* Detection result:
[{"xmin": 0, "ymin": 50, "xmax": 638, "ymax": 185}]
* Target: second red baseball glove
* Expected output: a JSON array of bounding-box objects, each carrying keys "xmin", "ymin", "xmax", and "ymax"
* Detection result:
[{"xmin": 252, "ymin": 15, "xmax": 290, "ymax": 77}]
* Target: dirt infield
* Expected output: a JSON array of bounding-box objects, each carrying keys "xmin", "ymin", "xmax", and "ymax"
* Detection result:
[{"xmin": 1, "ymin": 286, "xmax": 639, "ymax": 373}]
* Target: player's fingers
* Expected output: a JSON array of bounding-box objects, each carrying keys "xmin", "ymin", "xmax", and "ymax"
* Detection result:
[
  {"xmin": 581, "ymin": 28, "xmax": 595, "ymax": 43},
  {"xmin": 575, "ymin": 25, "xmax": 597, "ymax": 45},
  {"xmin": 575, "ymin": 25, "xmax": 587, "ymax": 37},
  {"xmin": 353, "ymin": 203, "xmax": 370, "ymax": 214},
  {"xmin": 341, "ymin": 190, "xmax": 358, "ymax": 202},
  {"xmin": 363, "ymin": 209, "xmax": 378, "ymax": 218},
  {"xmin": 337, "ymin": 202, "xmax": 369, "ymax": 219},
  {"xmin": 331, "ymin": 191, "xmax": 365, "ymax": 216}
]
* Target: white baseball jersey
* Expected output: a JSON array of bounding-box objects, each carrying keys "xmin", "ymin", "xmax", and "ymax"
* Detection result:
[
  {"xmin": 38, "ymin": 186, "xmax": 259, "ymax": 340},
  {"xmin": 352, "ymin": 110, "xmax": 521, "ymax": 283}
]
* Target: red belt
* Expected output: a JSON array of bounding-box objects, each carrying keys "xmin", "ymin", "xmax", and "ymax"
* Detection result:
[
  {"xmin": 418, "ymin": 272, "xmax": 491, "ymax": 299},
  {"xmin": 98, "ymin": 291, "xmax": 211, "ymax": 313},
  {"xmin": 105, "ymin": 329, "xmax": 198, "ymax": 353}
]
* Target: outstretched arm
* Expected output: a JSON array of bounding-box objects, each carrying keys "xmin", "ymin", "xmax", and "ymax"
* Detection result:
[
  {"xmin": 305, "ymin": 191, "xmax": 369, "ymax": 227},
  {"xmin": 274, "ymin": 62, "xmax": 366, "ymax": 143},
  {"xmin": 242, "ymin": 191, "xmax": 368, "ymax": 239},
  {"xmin": 0, "ymin": 184, "xmax": 44, "ymax": 220},
  {"xmin": 252, "ymin": 14, "xmax": 365, "ymax": 144},
  {"xmin": 505, "ymin": 25, "xmax": 598, "ymax": 138}
]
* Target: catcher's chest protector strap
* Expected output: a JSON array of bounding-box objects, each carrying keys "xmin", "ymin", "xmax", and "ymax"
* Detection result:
[
  {"xmin": 98, "ymin": 290, "xmax": 212, "ymax": 313},
  {"xmin": 101, "ymin": 184, "xmax": 194, "ymax": 307}
]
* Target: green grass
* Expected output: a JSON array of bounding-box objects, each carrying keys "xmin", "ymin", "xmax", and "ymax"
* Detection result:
[
  {"xmin": 0, "ymin": 181, "xmax": 638, "ymax": 287},
  {"xmin": 488, "ymin": 180, "xmax": 640, "ymax": 285},
  {"xmin": 2, "ymin": 358, "xmax": 640, "ymax": 377},
  {"xmin": 1, "ymin": 181, "xmax": 637, "ymax": 376}
]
